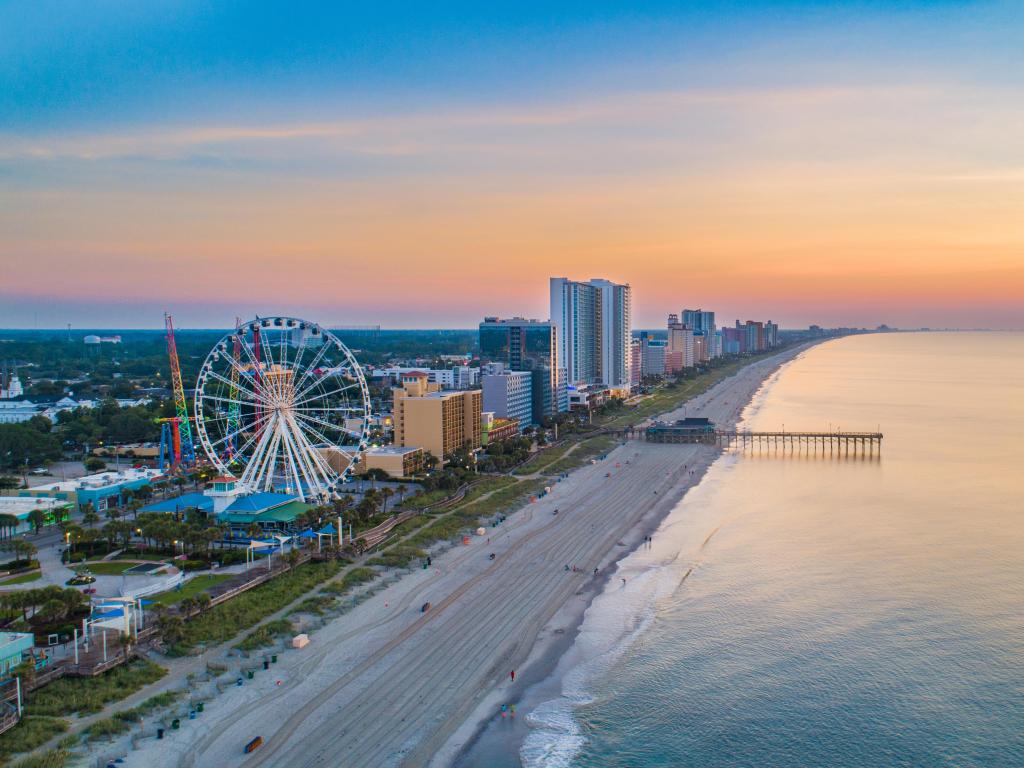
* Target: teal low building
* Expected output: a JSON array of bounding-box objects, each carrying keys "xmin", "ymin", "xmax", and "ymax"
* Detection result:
[
  {"xmin": 0, "ymin": 632, "xmax": 34, "ymax": 675},
  {"xmin": 20, "ymin": 468, "xmax": 162, "ymax": 513}
]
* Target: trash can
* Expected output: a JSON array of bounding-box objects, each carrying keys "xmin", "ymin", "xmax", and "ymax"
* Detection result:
[
  {"xmin": 247, "ymin": 670, "xmax": 254, "ymax": 679},
  {"xmin": 263, "ymin": 660, "xmax": 269, "ymax": 670},
  {"xmin": 189, "ymin": 710, "xmax": 196, "ymax": 720},
  {"xmin": 157, "ymin": 728, "xmax": 165, "ymax": 740},
  {"xmin": 197, "ymin": 702, "xmax": 205, "ymax": 713},
  {"xmin": 271, "ymin": 654, "xmax": 278, "ymax": 664},
  {"xmin": 172, "ymin": 718, "xmax": 180, "ymax": 730}
]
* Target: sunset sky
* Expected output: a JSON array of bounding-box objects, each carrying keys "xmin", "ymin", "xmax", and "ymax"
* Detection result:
[{"xmin": 2, "ymin": 1, "xmax": 1022, "ymax": 329}]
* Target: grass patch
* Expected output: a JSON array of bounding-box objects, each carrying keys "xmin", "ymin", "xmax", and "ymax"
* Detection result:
[
  {"xmin": 321, "ymin": 567, "xmax": 377, "ymax": 596},
  {"xmin": 367, "ymin": 545, "xmax": 427, "ymax": 569},
  {"xmin": 169, "ymin": 561, "xmax": 343, "ymax": 655},
  {"xmin": 394, "ymin": 488, "xmax": 449, "ymax": 510},
  {"xmin": 76, "ymin": 561, "xmax": 135, "ymax": 575},
  {"xmin": 147, "ymin": 574, "xmax": 232, "ymax": 607},
  {"xmin": 511, "ymin": 442, "xmax": 576, "ymax": 475},
  {"xmin": 388, "ymin": 515, "xmax": 430, "ymax": 538},
  {"xmin": 541, "ymin": 435, "xmax": 620, "ymax": 476},
  {"xmin": 82, "ymin": 716, "xmax": 129, "ymax": 741},
  {"xmin": 0, "ymin": 571, "xmax": 42, "ymax": 585},
  {"xmin": 11, "ymin": 744, "xmax": 73, "ymax": 768},
  {"xmin": 400, "ymin": 477, "xmax": 546, "ymax": 550},
  {"xmin": 289, "ymin": 595, "xmax": 336, "ymax": 616},
  {"xmin": 0, "ymin": 717, "xmax": 68, "ymax": 761},
  {"xmin": 236, "ymin": 618, "xmax": 294, "ymax": 651},
  {"xmin": 27, "ymin": 660, "xmax": 167, "ymax": 718},
  {"xmin": 82, "ymin": 690, "xmax": 184, "ymax": 742}
]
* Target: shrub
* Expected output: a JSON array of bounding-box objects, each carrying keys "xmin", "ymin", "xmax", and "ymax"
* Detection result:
[
  {"xmin": 289, "ymin": 595, "xmax": 335, "ymax": 616},
  {"xmin": 321, "ymin": 567, "xmax": 377, "ymax": 596},
  {"xmin": 181, "ymin": 560, "xmax": 208, "ymax": 572},
  {"xmin": 84, "ymin": 716, "xmax": 130, "ymax": 740},
  {"xmin": 367, "ymin": 545, "xmax": 427, "ymax": 569},
  {"xmin": 27, "ymin": 660, "xmax": 166, "ymax": 717},
  {"xmin": 0, "ymin": 717, "xmax": 68, "ymax": 760},
  {"xmin": 236, "ymin": 618, "xmax": 294, "ymax": 651},
  {"xmin": 168, "ymin": 561, "xmax": 343, "ymax": 655}
]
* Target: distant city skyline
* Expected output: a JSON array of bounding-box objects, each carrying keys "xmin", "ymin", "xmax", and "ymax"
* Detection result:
[{"xmin": 2, "ymin": 2, "xmax": 1023, "ymax": 330}]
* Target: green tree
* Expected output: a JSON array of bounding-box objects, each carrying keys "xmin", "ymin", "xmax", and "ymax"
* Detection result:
[
  {"xmin": 28, "ymin": 507, "xmax": 47, "ymax": 534},
  {"xmin": 82, "ymin": 502, "xmax": 100, "ymax": 527},
  {"xmin": 103, "ymin": 520, "xmax": 133, "ymax": 549},
  {"xmin": 0, "ymin": 514, "xmax": 19, "ymax": 541},
  {"xmin": 0, "ymin": 422, "xmax": 62, "ymax": 471},
  {"xmin": 84, "ymin": 456, "xmax": 107, "ymax": 472}
]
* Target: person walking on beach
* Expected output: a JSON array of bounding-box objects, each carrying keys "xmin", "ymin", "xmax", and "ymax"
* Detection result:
[{"xmin": 510, "ymin": 670, "xmax": 516, "ymax": 682}]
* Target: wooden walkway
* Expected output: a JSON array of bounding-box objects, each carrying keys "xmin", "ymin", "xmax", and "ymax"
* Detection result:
[{"xmin": 716, "ymin": 430, "xmax": 882, "ymax": 452}]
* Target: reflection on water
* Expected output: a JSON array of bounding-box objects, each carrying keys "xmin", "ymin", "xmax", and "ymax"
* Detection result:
[{"xmin": 568, "ymin": 332, "xmax": 1024, "ymax": 768}]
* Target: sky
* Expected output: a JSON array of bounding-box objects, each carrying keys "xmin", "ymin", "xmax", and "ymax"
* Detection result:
[{"xmin": 1, "ymin": 1, "xmax": 1022, "ymax": 330}]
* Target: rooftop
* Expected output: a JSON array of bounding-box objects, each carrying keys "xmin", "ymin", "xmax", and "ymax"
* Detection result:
[
  {"xmin": 0, "ymin": 632, "xmax": 34, "ymax": 653},
  {"xmin": 141, "ymin": 492, "xmax": 212, "ymax": 514},
  {"xmin": 29, "ymin": 467, "xmax": 163, "ymax": 493},
  {"xmin": 365, "ymin": 445, "xmax": 422, "ymax": 456},
  {"xmin": 0, "ymin": 496, "xmax": 73, "ymax": 518},
  {"xmin": 219, "ymin": 499, "xmax": 313, "ymax": 525},
  {"xmin": 223, "ymin": 492, "xmax": 296, "ymax": 513}
]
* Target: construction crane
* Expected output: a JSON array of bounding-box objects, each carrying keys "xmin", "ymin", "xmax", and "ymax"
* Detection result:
[{"xmin": 159, "ymin": 312, "xmax": 196, "ymax": 471}]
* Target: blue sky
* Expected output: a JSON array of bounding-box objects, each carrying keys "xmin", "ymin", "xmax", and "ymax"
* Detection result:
[{"xmin": 1, "ymin": 1, "xmax": 1022, "ymax": 329}]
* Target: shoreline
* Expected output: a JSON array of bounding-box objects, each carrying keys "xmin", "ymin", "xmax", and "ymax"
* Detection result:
[
  {"xmin": 112, "ymin": 342, "xmax": 821, "ymax": 768},
  {"xmin": 445, "ymin": 342, "xmax": 818, "ymax": 767}
]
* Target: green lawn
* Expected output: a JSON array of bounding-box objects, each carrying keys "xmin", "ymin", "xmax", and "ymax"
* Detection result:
[
  {"xmin": 0, "ymin": 571, "xmax": 42, "ymax": 585},
  {"xmin": 77, "ymin": 561, "xmax": 137, "ymax": 576},
  {"xmin": 147, "ymin": 574, "xmax": 232, "ymax": 606}
]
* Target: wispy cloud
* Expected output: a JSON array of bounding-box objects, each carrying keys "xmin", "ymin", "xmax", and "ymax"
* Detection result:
[{"xmin": 0, "ymin": 84, "xmax": 949, "ymax": 164}]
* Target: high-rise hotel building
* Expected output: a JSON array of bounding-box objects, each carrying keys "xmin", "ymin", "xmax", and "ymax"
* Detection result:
[
  {"xmin": 550, "ymin": 277, "xmax": 632, "ymax": 390},
  {"xmin": 479, "ymin": 317, "xmax": 568, "ymax": 419},
  {"xmin": 682, "ymin": 308, "xmax": 718, "ymax": 360}
]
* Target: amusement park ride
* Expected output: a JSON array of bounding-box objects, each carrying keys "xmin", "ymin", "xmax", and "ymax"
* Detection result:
[
  {"xmin": 174, "ymin": 315, "xmax": 372, "ymax": 502},
  {"xmin": 157, "ymin": 312, "xmax": 196, "ymax": 472}
]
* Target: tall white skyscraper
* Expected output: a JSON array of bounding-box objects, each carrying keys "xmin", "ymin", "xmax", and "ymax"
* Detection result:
[{"xmin": 550, "ymin": 277, "xmax": 632, "ymax": 389}]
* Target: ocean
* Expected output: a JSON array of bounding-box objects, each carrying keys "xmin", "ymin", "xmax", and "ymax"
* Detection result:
[{"xmin": 515, "ymin": 332, "xmax": 1024, "ymax": 768}]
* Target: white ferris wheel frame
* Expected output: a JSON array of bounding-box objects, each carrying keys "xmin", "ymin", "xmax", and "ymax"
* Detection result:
[{"xmin": 192, "ymin": 316, "xmax": 372, "ymax": 502}]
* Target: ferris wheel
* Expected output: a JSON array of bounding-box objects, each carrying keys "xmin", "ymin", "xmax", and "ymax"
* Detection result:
[{"xmin": 193, "ymin": 316, "xmax": 372, "ymax": 502}]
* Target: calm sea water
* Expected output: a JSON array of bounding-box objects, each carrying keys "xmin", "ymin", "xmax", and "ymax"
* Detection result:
[{"xmin": 522, "ymin": 332, "xmax": 1024, "ymax": 768}]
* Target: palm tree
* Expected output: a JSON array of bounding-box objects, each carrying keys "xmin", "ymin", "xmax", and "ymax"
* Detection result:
[
  {"xmin": 82, "ymin": 504, "xmax": 100, "ymax": 527},
  {"xmin": 0, "ymin": 514, "xmax": 18, "ymax": 541},
  {"xmin": 380, "ymin": 487, "xmax": 395, "ymax": 515},
  {"xmin": 28, "ymin": 507, "xmax": 46, "ymax": 535}
]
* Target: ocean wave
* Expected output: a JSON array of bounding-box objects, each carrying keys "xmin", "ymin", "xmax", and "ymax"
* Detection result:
[{"xmin": 520, "ymin": 552, "xmax": 682, "ymax": 768}]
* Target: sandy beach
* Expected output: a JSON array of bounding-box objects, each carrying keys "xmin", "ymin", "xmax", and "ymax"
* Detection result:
[{"xmin": 126, "ymin": 343, "xmax": 812, "ymax": 768}]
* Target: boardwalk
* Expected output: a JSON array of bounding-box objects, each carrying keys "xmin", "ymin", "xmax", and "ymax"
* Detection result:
[{"xmin": 716, "ymin": 430, "xmax": 882, "ymax": 453}]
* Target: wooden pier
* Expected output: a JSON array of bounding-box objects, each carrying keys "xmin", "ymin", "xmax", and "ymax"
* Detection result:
[{"xmin": 715, "ymin": 430, "xmax": 882, "ymax": 453}]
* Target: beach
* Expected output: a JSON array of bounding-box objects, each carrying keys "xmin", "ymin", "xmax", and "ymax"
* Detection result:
[{"xmin": 131, "ymin": 343, "xmax": 812, "ymax": 768}]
